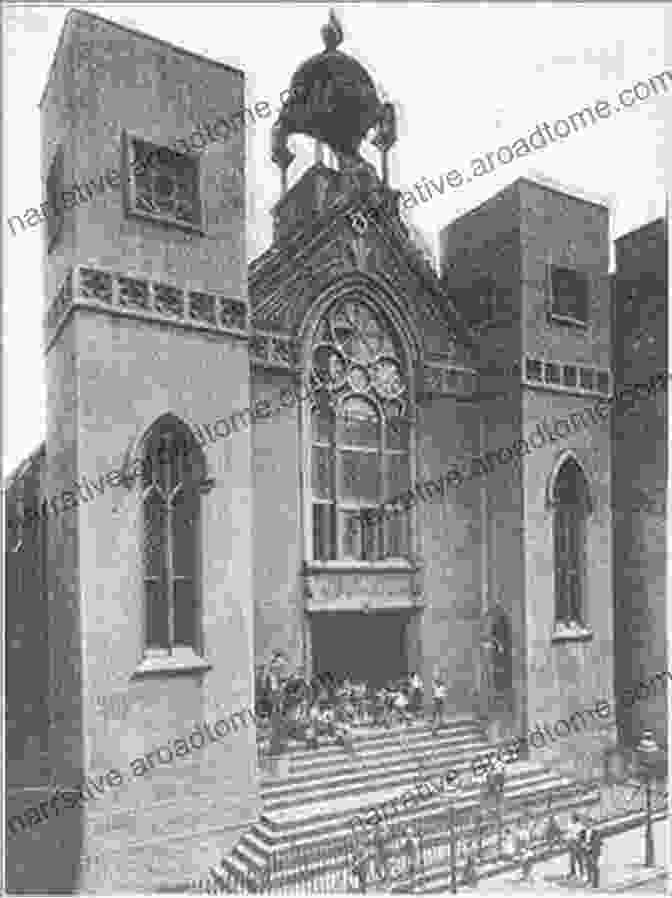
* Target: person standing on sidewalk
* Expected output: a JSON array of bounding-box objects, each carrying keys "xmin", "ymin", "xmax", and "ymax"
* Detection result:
[
  {"xmin": 566, "ymin": 812, "xmax": 584, "ymax": 880},
  {"xmin": 409, "ymin": 671, "xmax": 423, "ymax": 717},
  {"xmin": 403, "ymin": 824, "xmax": 420, "ymax": 888},
  {"xmin": 350, "ymin": 834, "xmax": 370, "ymax": 894},
  {"xmin": 516, "ymin": 818, "xmax": 535, "ymax": 883},
  {"xmin": 544, "ymin": 810, "xmax": 563, "ymax": 850},
  {"xmin": 585, "ymin": 824, "xmax": 603, "ymax": 888},
  {"xmin": 373, "ymin": 819, "xmax": 392, "ymax": 885},
  {"xmin": 431, "ymin": 668, "xmax": 446, "ymax": 734},
  {"xmin": 461, "ymin": 841, "xmax": 479, "ymax": 886}
]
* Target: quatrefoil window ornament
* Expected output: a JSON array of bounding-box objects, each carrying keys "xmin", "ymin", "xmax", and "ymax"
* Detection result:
[{"xmin": 310, "ymin": 298, "xmax": 406, "ymax": 413}]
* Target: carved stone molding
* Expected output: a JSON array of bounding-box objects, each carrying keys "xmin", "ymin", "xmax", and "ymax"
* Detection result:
[
  {"xmin": 423, "ymin": 364, "xmax": 478, "ymax": 398},
  {"xmin": 249, "ymin": 332, "xmax": 297, "ymax": 369},
  {"xmin": 45, "ymin": 265, "xmax": 247, "ymax": 348},
  {"xmin": 523, "ymin": 356, "xmax": 611, "ymax": 398},
  {"xmin": 302, "ymin": 567, "xmax": 423, "ymax": 613}
]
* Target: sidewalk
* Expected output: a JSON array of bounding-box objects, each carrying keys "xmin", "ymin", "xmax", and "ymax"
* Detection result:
[{"xmin": 470, "ymin": 818, "xmax": 669, "ymax": 894}]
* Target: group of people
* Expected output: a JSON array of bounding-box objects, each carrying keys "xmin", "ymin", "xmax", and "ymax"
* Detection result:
[
  {"xmin": 255, "ymin": 657, "xmax": 443, "ymax": 756},
  {"xmin": 566, "ymin": 812, "xmax": 603, "ymax": 888},
  {"xmin": 253, "ymin": 657, "xmax": 605, "ymax": 890},
  {"xmin": 348, "ymin": 819, "xmax": 422, "ymax": 893}
]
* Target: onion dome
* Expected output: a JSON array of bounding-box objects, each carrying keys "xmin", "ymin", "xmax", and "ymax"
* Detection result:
[{"xmin": 278, "ymin": 10, "xmax": 382, "ymax": 157}]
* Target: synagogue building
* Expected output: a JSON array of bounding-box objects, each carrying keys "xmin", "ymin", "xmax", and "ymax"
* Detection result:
[{"xmin": 5, "ymin": 8, "xmax": 667, "ymax": 892}]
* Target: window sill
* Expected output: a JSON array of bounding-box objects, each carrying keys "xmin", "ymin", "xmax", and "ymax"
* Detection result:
[
  {"xmin": 549, "ymin": 312, "xmax": 589, "ymax": 329},
  {"xmin": 306, "ymin": 559, "xmax": 416, "ymax": 574},
  {"xmin": 132, "ymin": 647, "xmax": 212, "ymax": 679},
  {"xmin": 126, "ymin": 207, "xmax": 205, "ymax": 236},
  {"xmin": 551, "ymin": 622, "xmax": 594, "ymax": 644}
]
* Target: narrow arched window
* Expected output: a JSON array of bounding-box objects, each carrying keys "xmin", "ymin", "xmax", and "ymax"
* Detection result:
[
  {"xmin": 142, "ymin": 416, "xmax": 204, "ymax": 653},
  {"xmin": 553, "ymin": 458, "xmax": 591, "ymax": 626},
  {"xmin": 309, "ymin": 298, "xmax": 410, "ymax": 561}
]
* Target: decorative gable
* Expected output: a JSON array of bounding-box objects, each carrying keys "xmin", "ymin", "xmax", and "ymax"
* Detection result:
[{"xmin": 250, "ymin": 192, "xmax": 469, "ymax": 354}]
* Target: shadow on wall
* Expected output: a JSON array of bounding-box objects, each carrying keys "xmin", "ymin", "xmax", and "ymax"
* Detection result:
[{"xmin": 6, "ymin": 792, "xmax": 84, "ymax": 894}]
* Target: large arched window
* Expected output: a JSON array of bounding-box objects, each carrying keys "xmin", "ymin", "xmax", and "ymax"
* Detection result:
[
  {"xmin": 309, "ymin": 298, "xmax": 410, "ymax": 561},
  {"xmin": 142, "ymin": 416, "xmax": 204, "ymax": 653},
  {"xmin": 552, "ymin": 457, "xmax": 591, "ymax": 626}
]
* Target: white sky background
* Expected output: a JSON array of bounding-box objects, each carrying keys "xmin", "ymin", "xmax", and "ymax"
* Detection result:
[{"xmin": 3, "ymin": 2, "xmax": 670, "ymax": 473}]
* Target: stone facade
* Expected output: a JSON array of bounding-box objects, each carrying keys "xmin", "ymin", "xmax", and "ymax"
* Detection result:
[
  {"xmin": 612, "ymin": 218, "xmax": 668, "ymax": 747},
  {"xmin": 4, "ymin": 8, "xmax": 667, "ymax": 894},
  {"xmin": 7, "ymin": 10, "xmax": 257, "ymax": 894},
  {"xmin": 439, "ymin": 180, "xmax": 615, "ymax": 767}
]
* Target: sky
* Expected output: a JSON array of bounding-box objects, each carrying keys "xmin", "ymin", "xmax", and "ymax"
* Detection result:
[{"xmin": 3, "ymin": 2, "xmax": 670, "ymax": 473}]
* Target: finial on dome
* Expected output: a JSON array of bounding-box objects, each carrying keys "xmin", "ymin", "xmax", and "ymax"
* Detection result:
[{"xmin": 321, "ymin": 9, "xmax": 343, "ymax": 51}]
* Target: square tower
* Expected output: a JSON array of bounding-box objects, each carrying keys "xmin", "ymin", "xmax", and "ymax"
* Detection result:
[
  {"xmin": 8, "ymin": 10, "xmax": 257, "ymax": 892},
  {"xmin": 612, "ymin": 219, "xmax": 668, "ymax": 747},
  {"xmin": 441, "ymin": 177, "xmax": 615, "ymax": 768}
]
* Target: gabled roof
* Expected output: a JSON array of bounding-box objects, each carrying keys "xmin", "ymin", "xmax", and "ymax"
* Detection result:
[{"xmin": 250, "ymin": 190, "xmax": 472, "ymax": 345}]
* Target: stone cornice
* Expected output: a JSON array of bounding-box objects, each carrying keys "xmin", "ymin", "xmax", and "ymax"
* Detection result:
[{"xmin": 44, "ymin": 265, "xmax": 248, "ymax": 352}]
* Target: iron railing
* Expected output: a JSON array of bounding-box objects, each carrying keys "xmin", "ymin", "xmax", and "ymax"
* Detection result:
[{"xmin": 202, "ymin": 784, "xmax": 594, "ymax": 894}]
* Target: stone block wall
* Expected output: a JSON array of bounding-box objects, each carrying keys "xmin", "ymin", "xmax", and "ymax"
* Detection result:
[{"xmin": 612, "ymin": 219, "xmax": 668, "ymax": 747}]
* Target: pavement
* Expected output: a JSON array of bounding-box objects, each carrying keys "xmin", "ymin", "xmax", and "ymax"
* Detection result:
[{"xmin": 465, "ymin": 818, "xmax": 669, "ymax": 895}]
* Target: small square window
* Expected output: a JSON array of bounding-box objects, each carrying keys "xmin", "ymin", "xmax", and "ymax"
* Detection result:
[
  {"xmin": 550, "ymin": 265, "xmax": 589, "ymax": 323},
  {"xmin": 579, "ymin": 368, "xmax": 595, "ymax": 391},
  {"xmin": 46, "ymin": 146, "xmax": 64, "ymax": 253},
  {"xmin": 545, "ymin": 362, "xmax": 561, "ymax": 385},
  {"xmin": 563, "ymin": 365, "xmax": 578, "ymax": 388},
  {"xmin": 526, "ymin": 358, "xmax": 543, "ymax": 381},
  {"xmin": 466, "ymin": 276, "xmax": 497, "ymax": 327},
  {"xmin": 126, "ymin": 135, "xmax": 201, "ymax": 230}
]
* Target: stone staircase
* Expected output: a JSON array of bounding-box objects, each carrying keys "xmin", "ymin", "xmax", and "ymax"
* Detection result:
[{"xmin": 208, "ymin": 717, "xmax": 600, "ymax": 892}]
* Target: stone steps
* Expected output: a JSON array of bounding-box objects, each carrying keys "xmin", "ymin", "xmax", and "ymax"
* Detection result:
[
  {"xmin": 261, "ymin": 734, "xmax": 489, "ymax": 810},
  {"xmin": 228, "ymin": 769, "xmax": 589, "ymax": 874},
  {"xmin": 205, "ymin": 718, "xmax": 602, "ymax": 891},
  {"xmin": 261, "ymin": 724, "xmax": 480, "ymax": 783}
]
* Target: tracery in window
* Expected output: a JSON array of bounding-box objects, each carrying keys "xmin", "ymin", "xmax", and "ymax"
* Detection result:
[
  {"xmin": 142, "ymin": 417, "xmax": 203, "ymax": 652},
  {"xmin": 309, "ymin": 299, "xmax": 410, "ymax": 562},
  {"xmin": 552, "ymin": 457, "xmax": 591, "ymax": 626},
  {"xmin": 128, "ymin": 136, "xmax": 201, "ymax": 229}
]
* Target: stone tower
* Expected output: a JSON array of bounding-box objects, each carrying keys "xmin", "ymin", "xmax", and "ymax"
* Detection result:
[
  {"xmin": 9, "ymin": 9, "xmax": 258, "ymax": 892},
  {"xmin": 612, "ymin": 218, "xmax": 668, "ymax": 747},
  {"xmin": 440, "ymin": 177, "xmax": 616, "ymax": 769}
]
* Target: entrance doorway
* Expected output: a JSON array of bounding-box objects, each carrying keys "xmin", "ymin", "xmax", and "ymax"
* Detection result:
[{"xmin": 310, "ymin": 611, "xmax": 409, "ymax": 686}]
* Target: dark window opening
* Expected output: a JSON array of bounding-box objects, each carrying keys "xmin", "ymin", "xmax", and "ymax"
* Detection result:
[
  {"xmin": 142, "ymin": 417, "xmax": 203, "ymax": 652},
  {"xmin": 526, "ymin": 358, "xmax": 543, "ymax": 381},
  {"xmin": 579, "ymin": 368, "xmax": 595, "ymax": 391},
  {"xmin": 545, "ymin": 362, "xmax": 561, "ymax": 385},
  {"xmin": 563, "ymin": 365, "xmax": 578, "ymax": 388},
  {"xmin": 553, "ymin": 458, "xmax": 591, "ymax": 626},
  {"xmin": 46, "ymin": 146, "xmax": 64, "ymax": 253},
  {"xmin": 466, "ymin": 276, "xmax": 497, "ymax": 327},
  {"xmin": 550, "ymin": 265, "xmax": 589, "ymax": 323}
]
